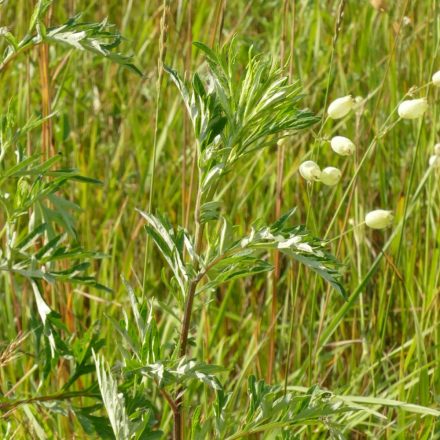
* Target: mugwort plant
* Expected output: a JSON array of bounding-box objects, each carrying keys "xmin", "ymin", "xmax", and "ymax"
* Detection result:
[{"xmin": 121, "ymin": 40, "xmax": 349, "ymax": 438}]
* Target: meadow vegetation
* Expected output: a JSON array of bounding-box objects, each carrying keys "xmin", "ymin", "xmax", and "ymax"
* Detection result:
[{"xmin": 0, "ymin": 0, "xmax": 440, "ymax": 438}]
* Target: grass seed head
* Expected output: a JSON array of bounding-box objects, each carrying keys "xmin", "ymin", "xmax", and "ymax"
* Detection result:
[
  {"xmin": 299, "ymin": 160, "xmax": 321, "ymax": 182},
  {"xmin": 365, "ymin": 209, "xmax": 393, "ymax": 229},
  {"xmin": 434, "ymin": 143, "xmax": 440, "ymax": 156},
  {"xmin": 398, "ymin": 98, "xmax": 428, "ymax": 119},
  {"xmin": 330, "ymin": 136, "xmax": 355, "ymax": 156}
]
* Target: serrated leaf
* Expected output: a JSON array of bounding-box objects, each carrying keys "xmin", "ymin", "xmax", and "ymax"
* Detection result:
[
  {"xmin": 93, "ymin": 352, "xmax": 134, "ymax": 440},
  {"xmin": 204, "ymin": 211, "xmax": 346, "ymax": 299},
  {"xmin": 137, "ymin": 210, "xmax": 189, "ymax": 297},
  {"xmin": 200, "ymin": 200, "xmax": 221, "ymax": 224}
]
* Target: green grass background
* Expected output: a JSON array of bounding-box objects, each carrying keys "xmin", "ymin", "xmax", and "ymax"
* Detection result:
[{"xmin": 1, "ymin": 0, "xmax": 439, "ymax": 437}]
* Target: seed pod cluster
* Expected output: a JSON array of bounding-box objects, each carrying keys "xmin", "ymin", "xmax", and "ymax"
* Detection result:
[
  {"xmin": 299, "ymin": 72, "xmax": 437, "ymax": 230},
  {"xmin": 299, "ymin": 95, "xmax": 359, "ymax": 187}
]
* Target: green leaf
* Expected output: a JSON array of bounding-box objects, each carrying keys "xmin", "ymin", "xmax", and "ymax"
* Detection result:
[
  {"xmin": 137, "ymin": 210, "xmax": 189, "ymax": 297},
  {"xmin": 93, "ymin": 352, "xmax": 134, "ymax": 440},
  {"xmin": 43, "ymin": 15, "xmax": 142, "ymax": 76},
  {"xmin": 169, "ymin": 39, "xmax": 319, "ymax": 193},
  {"xmin": 75, "ymin": 409, "xmax": 115, "ymax": 439},
  {"xmin": 14, "ymin": 223, "xmax": 47, "ymax": 251},
  {"xmin": 200, "ymin": 254, "xmax": 272, "ymax": 293},
  {"xmin": 205, "ymin": 211, "xmax": 346, "ymax": 299},
  {"xmin": 200, "ymin": 201, "xmax": 221, "ymax": 224},
  {"xmin": 63, "ymin": 327, "xmax": 105, "ymax": 390},
  {"xmin": 129, "ymin": 358, "xmax": 224, "ymax": 392},
  {"xmin": 29, "ymin": 0, "xmax": 53, "ymax": 32},
  {"xmin": 0, "ymin": 29, "xmax": 18, "ymax": 51},
  {"xmin": 224, "ymin": 380, "xmax": 354, "ymax": 439}
]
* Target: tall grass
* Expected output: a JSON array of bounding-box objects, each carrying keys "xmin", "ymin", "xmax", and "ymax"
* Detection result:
[{"xmin": 0, "ymin": 0, "xmax": 439, "ymax": 438}]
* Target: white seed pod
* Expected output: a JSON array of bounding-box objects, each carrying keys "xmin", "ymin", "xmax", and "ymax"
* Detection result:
[
  {"xmin": 330, "ymin": 136, "xmax": 355, "ymax": 156},
  {"xmin": 397, "ymin": 98, "xmax": 428, "ymax": 119},
  {"xmin": 327, "ymin": 95, "xmax": 354, "ymax": 119},
  {"xmin": 432, "ymin": 71, "xmax": 440, "ymax": 87},
  {"xmin": 299, "ymin": 160, "xmax": 321, "ymax": 182},
  {"xmin": 320, "ymin": 167, "xmax": 342, "ymax": 186},
  {"xmin": 434, "ymin": 143, "xmax": 440, "ymax": 156},
  {"xmin": 429, "ymin": 155, "xmax": 440, "ymax": 168},
  {"xmin": 365, "ymin": 210, "xmax": 393, "ymax": 229}
]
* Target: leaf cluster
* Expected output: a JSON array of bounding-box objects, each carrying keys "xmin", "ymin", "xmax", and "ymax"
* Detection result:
[
  {"xmin": 166, "ymin": 40, "xmax": 319, "ymax": 193},
  {"xmin": 0, "ymin": 0, "xmax": 141, "ymax": 75}
]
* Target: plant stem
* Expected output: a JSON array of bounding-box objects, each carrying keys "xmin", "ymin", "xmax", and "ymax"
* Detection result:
[
  {"xmin": 174, "ymin": 185, "xmax": 205, "ymax": 439},
  {"xmin": 39, "ymin": 41, "xmax": 53, "ymax": 159},
  {"xmin": 182, "ymin": 0, "xmax": 192, "ymax": 227},
  {"xmin": 179, "ymin": 188, "xmax": 204, "ymax": 357}
]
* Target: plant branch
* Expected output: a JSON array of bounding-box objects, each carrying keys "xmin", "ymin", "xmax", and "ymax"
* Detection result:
[
  {"xmin": 0, "ymin": 391, "xmax": 100, "ymax": 414},
  {"xmin": 159, "ymin": 386, "xmax": 178, "ymax": 414}
]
